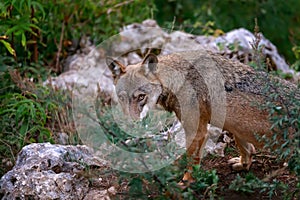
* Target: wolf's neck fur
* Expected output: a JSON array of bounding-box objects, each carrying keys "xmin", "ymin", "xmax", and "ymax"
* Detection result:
[{"xmin": 157, "ymin": 86, "xmax": 182, "ymax": 120}]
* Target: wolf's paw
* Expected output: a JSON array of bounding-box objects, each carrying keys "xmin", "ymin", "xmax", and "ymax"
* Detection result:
[
  {"xmin": 178, "ymin": 171, "xmax": 195, "ymax": 189},
  {"xmin": 228, "ymin": 157, "xmax": 249, "ymax": 171}
]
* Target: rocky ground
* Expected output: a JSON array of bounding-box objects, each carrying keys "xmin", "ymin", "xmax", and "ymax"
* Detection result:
[{"xmin": 0, "ymin": 139, "xmax": 298, "ymax": 199}]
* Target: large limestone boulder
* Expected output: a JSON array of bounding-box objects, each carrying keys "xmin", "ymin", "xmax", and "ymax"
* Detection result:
[{"xmin": 0, "ymin": 143, "xmax": 115, "ymax": 200}]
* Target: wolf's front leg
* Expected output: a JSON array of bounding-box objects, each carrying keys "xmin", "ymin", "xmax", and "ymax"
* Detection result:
[{"xmin": 182, "ymin": 117, "xmax": 209, "ymax": 183}]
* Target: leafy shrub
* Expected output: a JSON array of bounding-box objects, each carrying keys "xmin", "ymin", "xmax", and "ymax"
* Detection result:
[
  {"xmin": 0, "ymin": 0, "xmax": 156, "ymax": 74},
  {"xmin": 291, "ymin": 46, "xmax": 300, "ymax": 72},
  {"xmin": 229, "ymin": 173, "xmax": 288, "ymax": 199},
  {"xmin": 252, "ymin": 24, "xmax": 299, "ymax": 178},
  {"xmin": 228, "ymin": 21, "xmax": 300, "ymax": 199},
  {"xmin": 116, "ymin": 164, "xmax": 219, "ymax": 199},
  {"xmin": 183, "ymin": 166, "xmax": 218, "ymax": 199},
  {"xmin": 0, "ymin": 92, "xmax": 52, "ymax": 144},
  {"xmin": 119, "ymin": 166, "xmax": 182, "ymax": 199},
  {"xmin": 0, "ymin": 69, "xmax": 76, "ymax": 176}
]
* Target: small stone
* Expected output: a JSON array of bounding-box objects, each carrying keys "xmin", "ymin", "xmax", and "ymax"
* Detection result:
[{"xmin": 107, "ymin": 186, "xmax": 117, "ymax": 195}]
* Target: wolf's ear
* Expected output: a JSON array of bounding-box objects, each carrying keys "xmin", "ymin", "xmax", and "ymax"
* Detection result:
[
  {"xmin": 141, "ymin": 53, "xmax": 158, "ymax": 75},
  {"xmin": 106, "ymin": 57, "xmax": 126, "ymax": 82}
]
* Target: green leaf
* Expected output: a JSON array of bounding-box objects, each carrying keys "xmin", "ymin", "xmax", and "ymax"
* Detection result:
[
  {"xmin": 16, "ymin": 103, "xmax": 27, "ymax": 124},
  {"xmin": 6, "ymin": 25, "xmax": 25, "ymax": 35},
  {"xmin": 0, "ymin": 40, "xmax": 16, "ymax": 56},
  {"xmin": 35, "ymin": 102, "xmax": 46, "ymax": 124},
  {"xmin": 129, "ymin": 177, "xmax": 143, "ymax": 194},
  {"xmin": 27, "ymin": 0, "xmax": 31, "ymax": 10},
  {"xmin": 21, "ymin": 32, "xmax": 26, "ymax": 47},
  {"xmin": 20, "ymin": 121, "xmax": 29, "ymax": 136},
  {"xmin": 31, "ymin": 1, "xmax": 46, "ymax": 19},
  {"xmin": 29, "ymin": 23, "xmax": 41, "ymax": 31},
  {"xmin": 38, "ymin": 128, "xmax": 52, "ymax": 142}
]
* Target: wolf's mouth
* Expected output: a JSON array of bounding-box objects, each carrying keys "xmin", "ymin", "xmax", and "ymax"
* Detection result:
[{"xmin": 139, "ymin": 105, "xmax": 149, "ymax": 119}]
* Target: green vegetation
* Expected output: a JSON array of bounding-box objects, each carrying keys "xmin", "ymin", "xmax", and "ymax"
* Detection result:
[
  {"xmin": 154, "ymin": 0, "xmax": 300, "ymax": 64},
  {"xmin": 0, "ymin": 0, "xmax": 299, "ymax": 199},
  {"xmin": 116, "ymin": 157, "xmax": 219, "ymax": 199},
  {"xmin": 0, "ymin": 69, "xmax": 75, "ymax": 175},
  {"xmin": 254, "ymin": 20, "xmax": 299, "ymax": 176},
  {"xmin": 0, "ymin": 0, "xmax": 156, "ymax": 175},
  {"xmin": 229, "ymin": 173, "xmax": 288, "ymax": 198},
  {"xmin": 245, "ymin": 22, "xmax": 299, "ymax": 198},
  {"xmin": 0, "ymin": 0, "xmax": 155, "ymax": 75}
]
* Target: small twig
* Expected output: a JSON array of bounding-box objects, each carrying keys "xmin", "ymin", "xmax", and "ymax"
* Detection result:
[
  {"xmin": 88, "ymin": 106, "xmax": 130, "ymax": 148},
  {"xmin": 113, "ymin": 0, "xmax": 134, "ymax": 9},
  {"xmin": 202, "ymin": 183, "xmax": 217, "ymax": 200},
  {"xmin": 106, "ymin": 0, "xmax": 134, "ymax": 15},
  {"xmin": 169, "ymin": 16, "xmax": 176, "ymax": 33},
  {"xmin": 30, "ymin": 5, "xmax": 38, "ymax": 62},
  {"xmin": 138, "ymin": 157, "xmax": 165, "ymax": 189},
  {"xmin": 262, "ymin": 166, "xmax": 287, "ymax": 182},
  {"xmin": 0, "ymin": 139, "xmax": 16, "ymax": 162},
  {"xmin": 56, "ymin": 21, "xmax": 65, "ymax": 73},
  {"xmin": 0, "ymin": 35, "xmax": 9, "ymax": 40},
  {"xmin": 255, "ymin": 154, "xmax": 277, "ymax": 159}
]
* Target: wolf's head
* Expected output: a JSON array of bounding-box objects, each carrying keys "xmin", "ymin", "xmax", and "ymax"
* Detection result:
[{"xmin": 106, "ymin": 54, "xmax": 163, "ymax": 120}]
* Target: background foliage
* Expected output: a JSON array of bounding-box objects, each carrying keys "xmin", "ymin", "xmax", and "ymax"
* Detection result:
[
  {"xmin": 154, "ymin": 0, "xmax": 300, "ymax": 64},
  {"xmin": 0, "ymin": 0, "xmax": 156, "ymax": 76}
]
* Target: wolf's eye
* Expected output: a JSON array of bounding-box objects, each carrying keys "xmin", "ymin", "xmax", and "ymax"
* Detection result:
[
  {"xmin": 137, "ymin": 94, "xmax": 146, "ymax": 102},
  {"xmin": 118, "ymin": 91, "xmax": 127, "ymax": 102},
  {"xmin": 119, "ymin": 96, "xmax": 124, "ymax": 102}
]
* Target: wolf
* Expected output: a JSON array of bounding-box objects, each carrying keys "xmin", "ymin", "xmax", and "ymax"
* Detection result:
[{"xmin": 106, "ymin": 50, "xmax": 298, "ymax": 181}]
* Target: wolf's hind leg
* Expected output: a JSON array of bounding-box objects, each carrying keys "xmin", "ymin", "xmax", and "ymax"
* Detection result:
[{"xmin": 228, "ymin": 135, "xmax": 256, "ymax": 171}]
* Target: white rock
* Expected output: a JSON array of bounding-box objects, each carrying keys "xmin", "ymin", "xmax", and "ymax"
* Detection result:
[{"xmin": 0, "ymin": 143, "xmax": 108, "ymax": 200}]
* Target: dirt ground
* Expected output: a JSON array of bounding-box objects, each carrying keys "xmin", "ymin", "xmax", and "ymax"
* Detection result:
[
  {"xmin": 201, "ymin": 141, "xmax": 298, "ymax": 200},
  {"xmin": 94, "ymin": 139, "xmax": 298, "ymax": 200}
]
